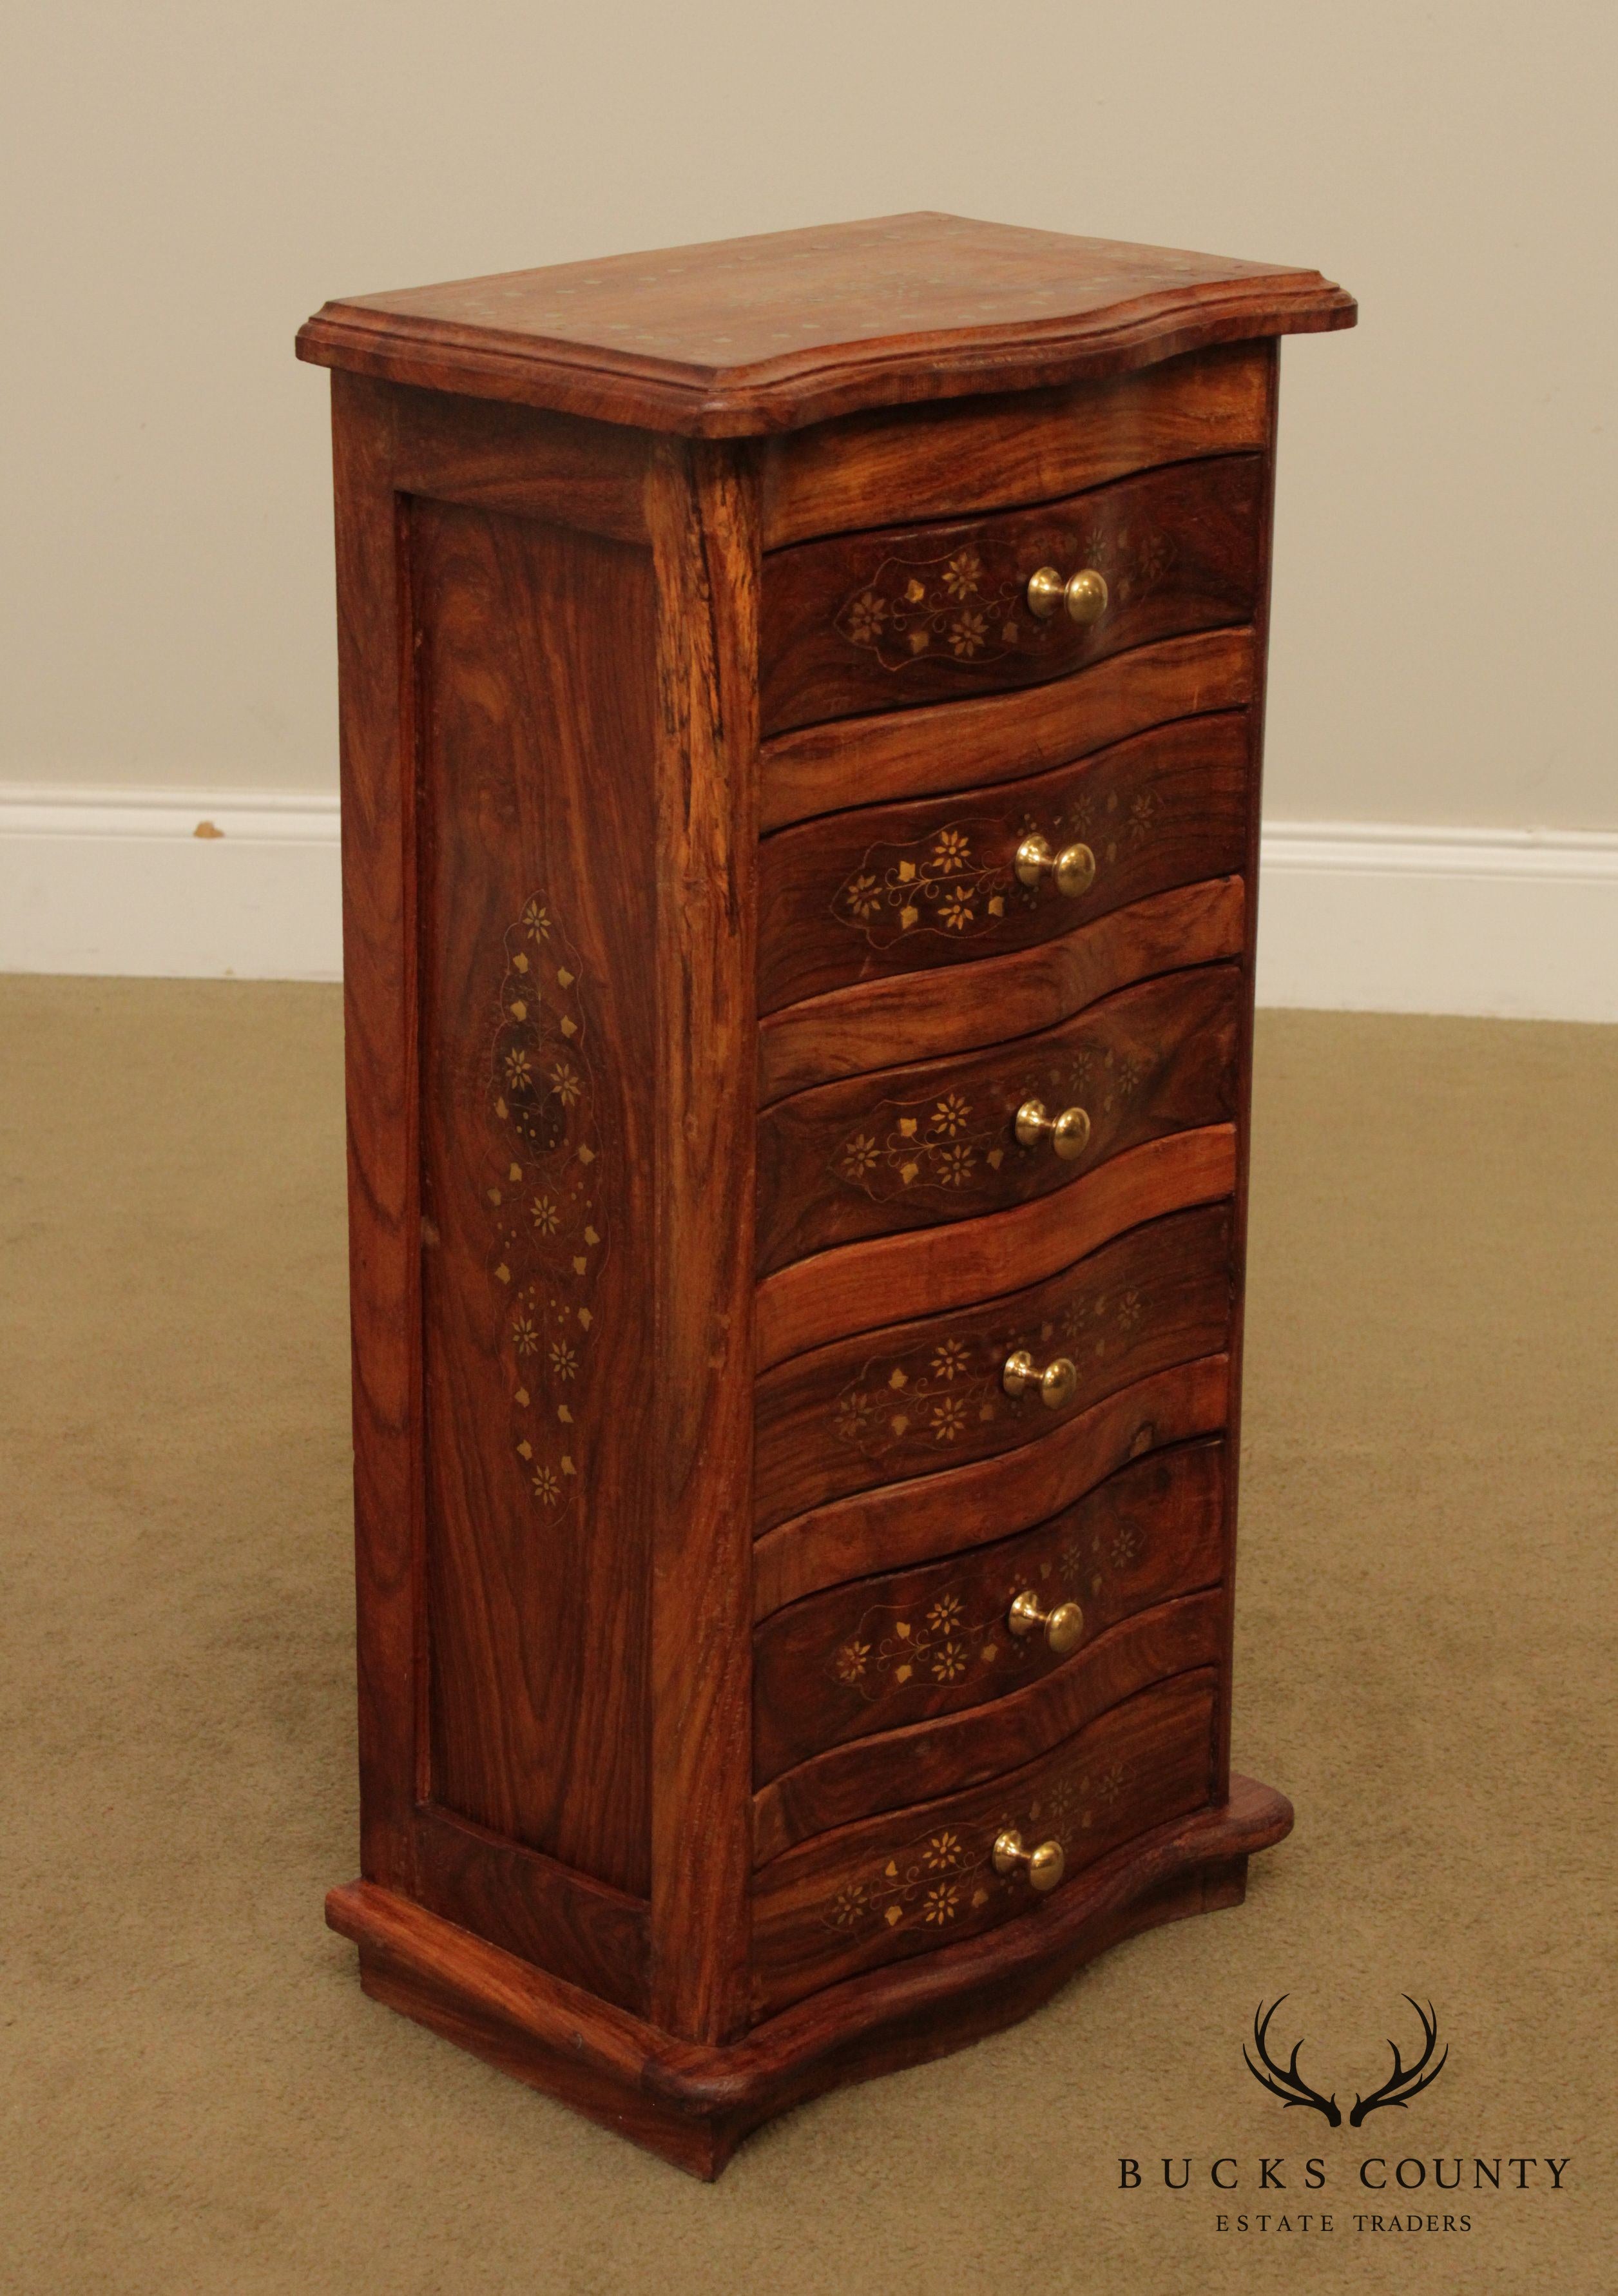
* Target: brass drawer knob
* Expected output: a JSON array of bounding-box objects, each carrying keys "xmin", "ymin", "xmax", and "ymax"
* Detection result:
[
  {"xmin": 1013, "ymin": 833, "xmax": 1096, "ymax": 899},
  {"xmin": 1008, "ymin": 1589, "xmax": 1084, "ymax": 1654},
  {"xmin": 1014, "ymin": 1098, "xmax": 1091, "ymax": 1160},
  {"xmin": 1026, "ymin": 564, "xmax": 1109, "ymax": 625},
  {"xmin": 992, "ymin": 1827, "xmax": 1066, "ymax": 1891},
  {"xmin": 1001, "ymin": 1349, "xmax": 1077, "ymax": 1410}
]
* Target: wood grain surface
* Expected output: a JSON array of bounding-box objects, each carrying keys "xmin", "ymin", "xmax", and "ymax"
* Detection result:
[
  {"xmin": 1211, "ymin": 341, "xmax": 1280, "ymax": 1798},
  {"xmin": 412, "ymin": 1802, "xmax": 650, "ymax": 2014},
  {"xmin": 298, "ymin": 211, "xmax": 1353, "ymax": 436},
  {"xmin": 757, "ymin": 877, "xmax": 1245, "ymax": 1105},
  {"xmin": 757, "ymin": 342, "xmax": 1271, "ymax": 546},
  {"xmin": 754, "ymin": 1437, "xmax": 1225, "ymax": 1780},
  {"xmin": 412, "ymin": 495, "xmax": 660, "ymax": 1898},
  {"xmin": 756, "ymin": 1124, "xmax": 1236, "ymax": 1373},
  {"xmin": 757, "ymin": 710, "xmax": 1249, "ymax": 1014},
  {"xmin": 335, "ymin": 388, "xmax": 765, "ymax": 2034},
  {"xmin": 759, "ymin": 628, "xmax": 1254, "ymax": 831},
  {"xmin": 642, "ymin": 439, "xmax": 761, "ymax": 2042},
  {"xmin": 757, "ymin": 963, "xmax": 1240, "ymax": 1271},
  {"xmin": 753, "ymin": 1355, "xmax": 1231, "ymax": 1617},
  {"xmin": 760, "ymin": 456, "xmax": 1264, "ymax": 735},
  {"xmin": 390, "ymin": 381, "xmax": 653, "ymax": 543},
  {"xmin": 754, "ymin": 1200, "xmax": 1235, "ymax": 1531},
  {"xmin": 749, "ymin": 1669, "xmax": 1219, "ymax": 2015},
  {"xmin": 325, "ymin": 1771, "xmax": 1291, "ymax": 2175},
  {"xmin": 754, "ymin": 1586, "xmax": 1226, "ymax": 1862},
  {"xmin": 329, "ymin": 374, "xmax": 422, "ymax": 1894}
]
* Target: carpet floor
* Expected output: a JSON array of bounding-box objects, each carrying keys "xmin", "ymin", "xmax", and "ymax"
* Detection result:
[{"xmin": 2, "ymin": 979, "xmax": 1613, "ymax": 2295}]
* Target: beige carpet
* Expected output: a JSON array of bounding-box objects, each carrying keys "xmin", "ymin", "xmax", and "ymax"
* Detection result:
[{"xmin": 3, "ymin": 979, "xmax": 1613, "ymax": 2295}]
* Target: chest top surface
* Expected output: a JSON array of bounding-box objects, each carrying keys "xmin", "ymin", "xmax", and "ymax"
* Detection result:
[{"xmin": 297, "ymin": 209, "xmax": 1353, "ymax": 436}]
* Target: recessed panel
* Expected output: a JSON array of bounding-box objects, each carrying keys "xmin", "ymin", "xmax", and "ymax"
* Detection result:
[{"xmin": 412, "ymin": 497, "xmax": 659, "ymax": 1899}]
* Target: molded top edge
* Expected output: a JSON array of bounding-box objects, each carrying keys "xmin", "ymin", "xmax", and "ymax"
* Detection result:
[{"xmin": 296, "ymin": 210, "xmax": 1355, "ymax": 436}]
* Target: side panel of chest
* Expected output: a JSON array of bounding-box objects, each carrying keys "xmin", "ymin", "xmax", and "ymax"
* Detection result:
[
  {"xmin": 411, "ymin": 499, "xmax": 660, "ymax": 1897},
  {"xmin": 327, "ymin": 373, "xmax": 728, "ymax": 2022}
]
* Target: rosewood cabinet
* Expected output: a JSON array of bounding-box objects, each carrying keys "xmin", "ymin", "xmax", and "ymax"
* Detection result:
[{"xmin": 296, "ymin": 211, "xmax": 1353, "ymax": 2176}]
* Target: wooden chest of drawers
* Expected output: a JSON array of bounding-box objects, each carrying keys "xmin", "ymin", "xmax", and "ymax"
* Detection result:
[{"xmin": 297, "ymin": 211, "xmax": 1354, "ymax": 2176}]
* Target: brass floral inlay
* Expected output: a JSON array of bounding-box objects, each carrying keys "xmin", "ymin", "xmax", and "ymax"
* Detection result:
[
  {"xmin": 829, "ymin": 1273, "xmax": 1158, "ymax": 1469},
  {"xmin": 831, "ymin": 1333, "xmax": 1021, "ymax": 1463},
  {"xmin": 1061, "ymin": 782, "xmax": 1162, "ymax": 867},
  {"xmin": 834, "ymin": 823, "xmax": 1024, "ymax": 948},
  {"xmin": 485, "ymin": 889, "xmax": 606, "ymax": 1518},
  {"xmin": 835, "ymin": 549, "xmax": 1031, "ymax": 671},
  {"xmin": 1059, "ymin": 1514, "xmax": 1149, "ymax": 1601},
  {"xmin": 830, "ymin": 1034, "xmax": 1151, "ymax": 1209},
  {"xmin": 1061, "ymin": 1043, "xmax": 1147, "ymax": 1121},
  {"xmin": 819, "ymin": 1766, "xmax": 1120, "ymax": 1938},
  {"xmin": 826, "ymin": 1564, "xmax": 1082, "ymax": 1707},
  {"xmin": 1055, "ymin": 1283, "xmax": 1143, "ymax": 1367},
  {"xmin": 834, "ymin": 1089, "xmax": 1010, "ymax": 1200},
  {"xmin": 832, "ymin": 525, "xmax": 1176, "ymax": 677},
  {"xmin": 831, "ymin": 775, "xmax": 1161, "ymax": 956},
  {"xmin": 822, "ymin": 1826, "xmax": 989, "ymax": 1937}
]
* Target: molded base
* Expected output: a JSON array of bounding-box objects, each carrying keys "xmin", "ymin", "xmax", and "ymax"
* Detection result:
[{"xmin": 326, "ymin": 1773, "xmax": 1291, "ymax": 2179}]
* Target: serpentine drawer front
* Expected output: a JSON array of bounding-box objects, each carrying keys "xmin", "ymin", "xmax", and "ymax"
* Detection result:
[
  {"xmin": 753, "ymin": 1436, "xmax": 1226, "ymax": 1782},
  {"xmin": 754, "ymin": 1201, "xmax": 1235, "ymax": 1532},
  {"xmin": 758, "ymin": 455, "xmax": 1266, "ymax": 736},
  {"xmin": 756, "ymin": 962, "xmax": 1242, "ymax": 1273},
  {"xmin": 300, "ymin": 209, "xmax": 1353, "ymax": 2177},
  {"xmin": 756, "ymin": 709, "xmax": 1250, "ymax": 1014},
  {"xmin": 751, "ymin": 1670, "xmax": 1221, "ymax": 2016}
]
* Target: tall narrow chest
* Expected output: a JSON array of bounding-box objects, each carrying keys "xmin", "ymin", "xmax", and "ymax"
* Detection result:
[{"xmin": 297, "ymin": 211, "xmax": 1354, "ymax": 2176}]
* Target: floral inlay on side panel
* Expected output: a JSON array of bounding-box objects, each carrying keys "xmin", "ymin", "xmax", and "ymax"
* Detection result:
[{"xmin": 485, "ymin": 891, "xmax": 607, "ymax": 1519}]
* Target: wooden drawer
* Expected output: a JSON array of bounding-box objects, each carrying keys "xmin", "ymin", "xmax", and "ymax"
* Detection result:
[
  {"xmin": 751, "ymin": 1669, "xmax": 1218, "ymax": 2016},
  {"xmin": 760, "ymin": 630, "xmax": 1254, "ymax": 837},
  {"xmin": 755, "ymin": 1587, "xmax": 1226, "ymax": 1862},
  {"xmin": 755, "ymin": 1438, "xmax": 1224, "ymax": 1784},
  {"xmin": 758, "ymin": 454, "xmax": 1264, "ymax": 737},
  {"xmin": 754, "ymin": 1355, "xmax": 1231, "ymax": 1618},
  {"xmin": 758, "ymin": 343, "xmax": 1273, "ymax": 548},
  {"xmin": 754, "ymin": 1200, "xmax": 1234, "ymax": 1532},
  {"xmin": 757, "ymin": 963, "xmax": 1240, "ymax": 1274},
  {"xmin": 758, "ymin": 878, "xmax": 1246, "ymax": 1109},
  {"xmin": 757, "ymin": 710, "xmax": 1248, "ymax": 1016}
]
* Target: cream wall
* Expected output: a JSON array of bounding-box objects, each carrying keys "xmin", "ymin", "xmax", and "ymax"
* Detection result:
[{"xmin": 3, "ymin": 0, "xmax": 1614, "ymax": 827}]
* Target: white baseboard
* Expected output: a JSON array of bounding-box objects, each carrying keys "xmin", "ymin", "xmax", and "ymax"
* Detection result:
[
  {"xmin": 1255, "ymin": 822, "xmax": 1618, "ymax": 1021},
  {"xmin": 2, "ymin": 786, "xmax": 1615, "ymax": 1020},
  {"xmin": 0, "ymin": 785, "xmax": 343, "ymax": 982}
]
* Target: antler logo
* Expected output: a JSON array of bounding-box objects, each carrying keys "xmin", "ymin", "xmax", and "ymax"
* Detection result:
[
  {"xmin": 1244, "ymin": 1996, "xmax": 1449, "ymax": 2128},
  {"xmin": 1244, "ymin": 1997, "xmax": 1341, "ymax": 2125}
]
